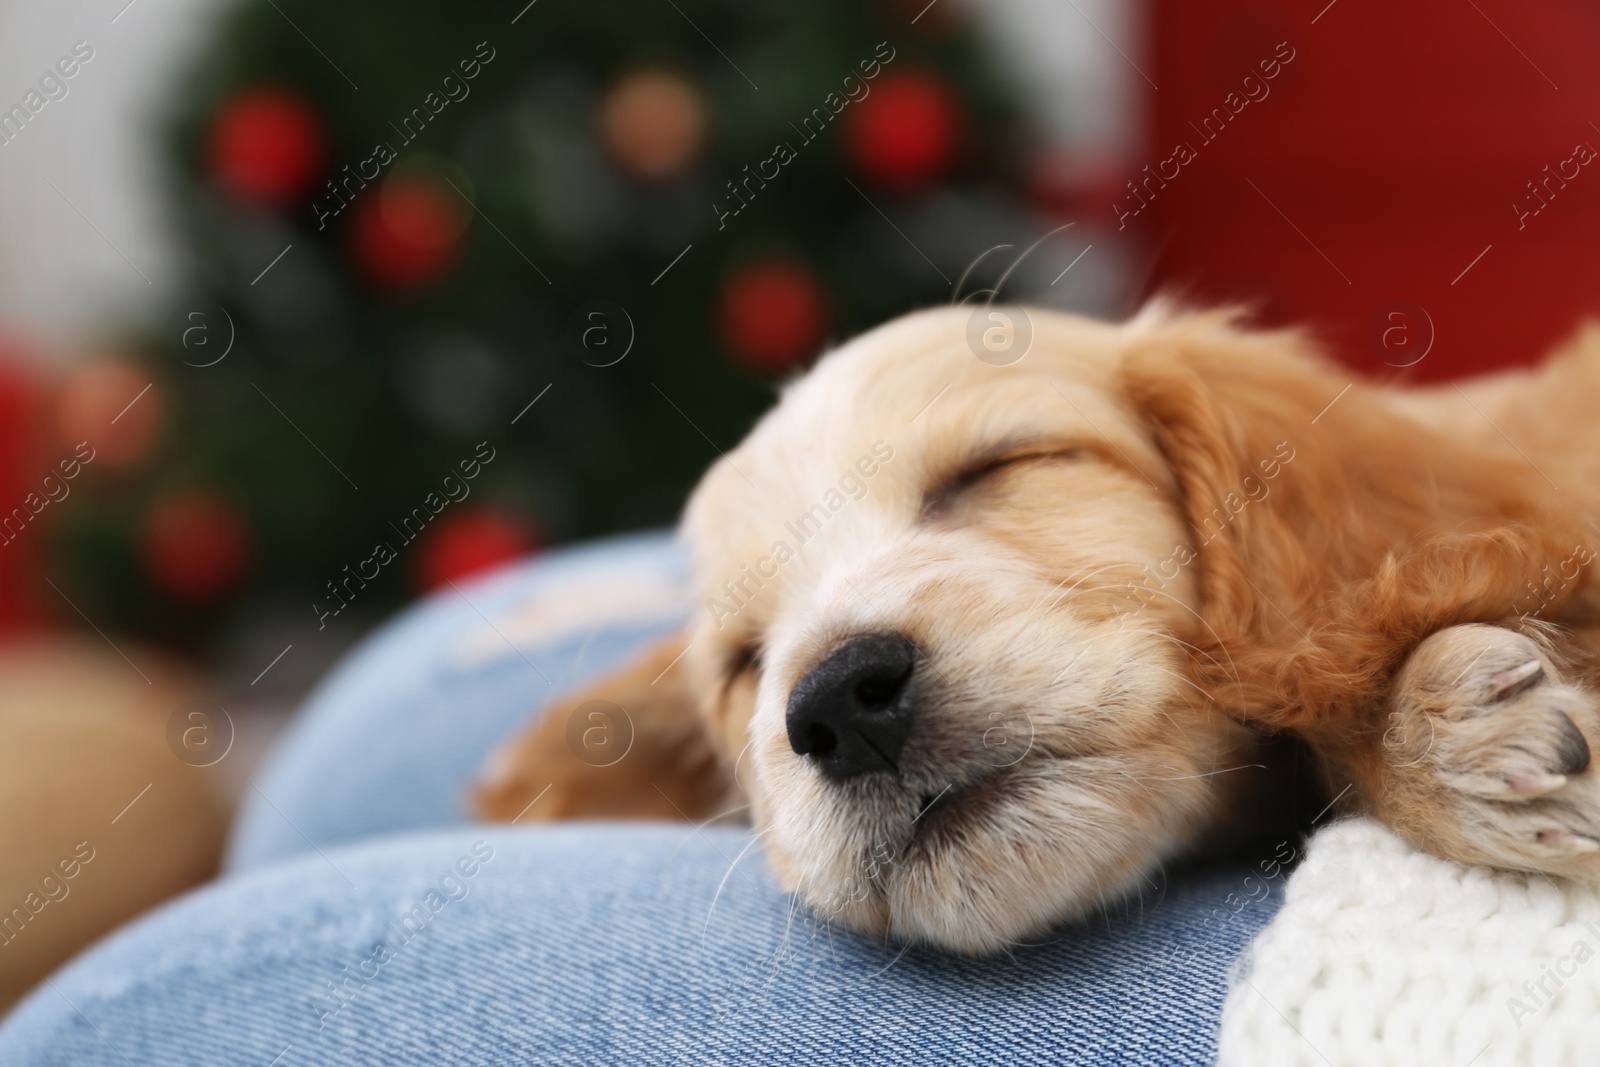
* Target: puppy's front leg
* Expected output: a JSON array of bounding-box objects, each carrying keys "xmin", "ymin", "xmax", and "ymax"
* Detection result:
[{"xmin": 1364, "ymin": 623, "xmax": 1600, "ymax": 876}]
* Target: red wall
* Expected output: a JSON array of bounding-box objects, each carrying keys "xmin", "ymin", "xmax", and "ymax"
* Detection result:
[
  {"xmin": 1140, "ymin": 0, "xmax": 1600, "ymax": 379},
  {"xmin": 0, "ymin": 354, "xmax": 44, "ymax": 631}
]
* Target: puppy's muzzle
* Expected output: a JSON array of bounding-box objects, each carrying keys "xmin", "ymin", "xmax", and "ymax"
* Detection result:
[{"xmin": 786, "ymin": 634, "xmax": 917, "ymax": 780}]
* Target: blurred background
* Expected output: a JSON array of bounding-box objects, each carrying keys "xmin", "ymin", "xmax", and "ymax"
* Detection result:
[
  {"xmin": 1, "ymin": 0, "xmax": 1598, "ymax": 1010},
  {"xmin": 0, "ymin": 0, "xmax": 1136, "ymax": 690}
]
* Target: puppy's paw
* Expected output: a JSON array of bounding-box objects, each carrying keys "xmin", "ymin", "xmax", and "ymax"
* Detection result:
[{"xmin": 1381, "ymin": 623, "xmax": 1600, "ymax": 874}]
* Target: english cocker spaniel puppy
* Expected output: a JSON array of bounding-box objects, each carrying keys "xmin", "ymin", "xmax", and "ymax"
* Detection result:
[{"xmin": 474, "ymin": 304, "xmax": 1600, "ymax": 953}]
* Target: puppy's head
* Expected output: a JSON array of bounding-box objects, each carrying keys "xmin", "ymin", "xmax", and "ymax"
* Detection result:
[
  {"xmin": 477, "ymin": 302, "xmax": 1347, "ymax": 952},
  {"xmin": 675, "ymin": 305, "xmax": 1279, "ymax": 953}
]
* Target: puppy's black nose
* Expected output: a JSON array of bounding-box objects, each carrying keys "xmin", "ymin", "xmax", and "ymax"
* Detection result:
[{"xmin": 786, "ymin": 635, "xmax": 916, "ymax": 780}]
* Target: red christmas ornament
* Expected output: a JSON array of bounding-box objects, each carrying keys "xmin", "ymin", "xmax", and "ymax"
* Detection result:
[
  {"xmin": 844, "ymin": 71, "xmax": 960, "ymax": 191},
  {"xmin": 415, "ymin": 508, "xmax": 537, "ymax": 592},
  {"xmin": 350, "ymin": 175, "xmax": 468, "ymax": 290},
  {"xmin": 209, "ymin": 89, "xmax": 325, "ymax": 206},
  {"xmin": 717, "ymin": 261, "xmax": 828, "ymax": 372},
  {"xmin": 143, "ymin": 492, "xmax": 251, "ymax": 603}
]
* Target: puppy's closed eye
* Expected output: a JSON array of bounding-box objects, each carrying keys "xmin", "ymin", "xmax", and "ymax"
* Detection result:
[
  {"xmin": 726, "ymin": 643, "xmax": 762, "ymax": 681},
  {"xmin": 708, "ymin": 642, "xmax": 763, "ymax": 752},
  {"xmin": 922, "ymin": 446, "xmax": 1083, "ymax": 519}
]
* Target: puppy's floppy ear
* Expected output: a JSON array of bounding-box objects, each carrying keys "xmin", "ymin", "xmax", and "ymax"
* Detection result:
[
  {"xmin": 1119, "ymin": 309, "xmax": 1586, "ymax": 733},
  {"xmin": 471, "ymin": 627, "xmax": 737, "ymax": 823}
]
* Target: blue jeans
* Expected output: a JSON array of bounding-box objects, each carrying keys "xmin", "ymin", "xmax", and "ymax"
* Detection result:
[{"xmin": 0, "ymin": 533, "xmax": 1281, "ymax": 1065}]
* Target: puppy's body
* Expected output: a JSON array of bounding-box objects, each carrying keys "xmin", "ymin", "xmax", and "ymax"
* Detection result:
[
  {"xmin": 1393, "ymin": 344, "xmax": 1600, "ymax": 510},
  {"xmin": 477, "ymin": 305, "xmax": 1600, "ymax": 953}
]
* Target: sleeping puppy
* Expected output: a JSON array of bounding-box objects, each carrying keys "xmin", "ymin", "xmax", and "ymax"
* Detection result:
[{"xmin": 474, "ymin": 303, "xmax": 1600, "ymax": 953}]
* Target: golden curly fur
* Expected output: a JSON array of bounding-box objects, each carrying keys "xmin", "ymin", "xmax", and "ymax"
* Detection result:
[{"xmin": 474, "ymin": 303, "xmax": 1600, "ymax": 953}]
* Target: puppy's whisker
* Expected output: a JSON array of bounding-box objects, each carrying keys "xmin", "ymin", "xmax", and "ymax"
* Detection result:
[
  {"xmin": 1046, "ymin": 617, "xmax": 1185, "ymax": 688},
  {"xmin": 1106, "ymin": 770, "xmax": 1164, "ymax": 811},
  {"xmin": 1141, "ymin": 857, "xmax": 1170, "ymax": 900},
  {"xmin": 867, "ymin": 938, "xmax": 914, "ymax": 978},
  {"xmin": 987, "ymin": 222, "xmax": 1076, "ymax": 307},
  {"xmin": 1022, "ymin": 561, "xmax": 1146, "ymax": 629},
  {"xmin": 707, "ymin": 802, "xmax": 754, "ymax": 825},
  {"xmin": 1113, "ymin": 675, "xmax": 1193, "ymax": 742},
  {"xmin": 1116, "ymin": 626, "xmax": 1243, "ymax": 690},
  {"xmin": 687, "ymin": 801, "xmax": 755, "ymax": 838},
  {"xmin": 703, "ymin": 829, "xmax": 769, "ymax": 946},
  {"xmin": 770, "ymin": 888, "xmax": 802, "ymax": 976},
  {"xmin": 731, "ymin": 736, "xmax": 757, "ymax": 782},
  {"xmin": 1048, "ymin": 566, "xmax": 1150, "ymax": 615},
  {"xmin": 950, "ymin": 242, "xmax": 1013, "ymax": 305},
  {"xmin": 1116, "ymin": 584, "xmax": 1245, "ymax": 693},
  {"xmin": 1045, "ymin": 620, "xmax": 1181, "ymax": 692},
  {"xmin": 994, "ymin": 929, "xmax": 1068, "ymax": 950}
]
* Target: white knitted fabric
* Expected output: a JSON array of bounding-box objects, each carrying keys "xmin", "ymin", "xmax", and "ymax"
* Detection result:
[{"xmin": 1217, "ymin": 818, "xmax": 1600, "ymax": 1067}]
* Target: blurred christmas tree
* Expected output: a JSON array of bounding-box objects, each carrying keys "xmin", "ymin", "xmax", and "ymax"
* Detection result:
[{"xmin": 56, "ymin": 0, "xmax": 1042, "ymax": 648}]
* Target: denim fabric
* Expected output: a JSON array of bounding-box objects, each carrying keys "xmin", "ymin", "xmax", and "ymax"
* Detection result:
[
  {"xmin": 229, "ymin": 530, "xmax": 690, "ymax": 870},
  {"xmin": 1, "ymin": 825, "xmax": 1271, "ymax": 1065},
  {"xmin": 1, "ymin": 530, "xmax": 1284, "ymax": 1064}
]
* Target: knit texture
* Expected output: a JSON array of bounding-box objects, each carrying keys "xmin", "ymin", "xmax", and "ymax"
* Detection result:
[{"xmin": 1218, "ymin": 818, "xmax": 1600, "ymax": 1067}]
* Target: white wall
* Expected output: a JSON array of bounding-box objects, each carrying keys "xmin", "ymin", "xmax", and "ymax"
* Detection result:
[
  {"xmin": 977, "ymin": 0, "xmax": 1142, "ymax": 155},
  {"xmin": 0, "ymin": 0, "xmax": 217, "ymax": 349}
]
